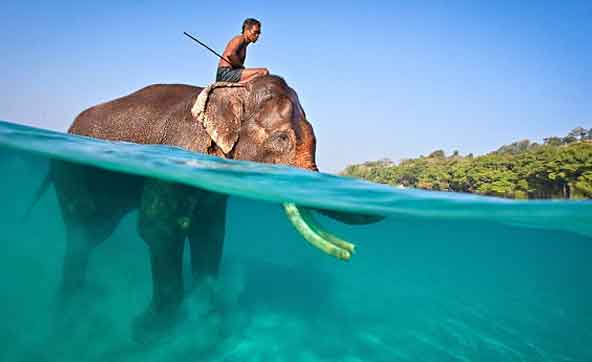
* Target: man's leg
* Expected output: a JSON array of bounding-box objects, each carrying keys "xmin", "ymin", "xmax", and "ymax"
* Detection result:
[{"xmin": 239, "ymin": 68, "xmax": 269, "ymax": 83}]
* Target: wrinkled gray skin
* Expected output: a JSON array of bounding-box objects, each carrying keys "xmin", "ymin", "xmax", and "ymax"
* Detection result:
[{"xmin": 49, "ymin": 75, "xmax": 381, "ymax": 340}]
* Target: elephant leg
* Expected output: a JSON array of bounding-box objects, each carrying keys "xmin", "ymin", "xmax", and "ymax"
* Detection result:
[
  {"xmin": 135, "ymin": 179, "xmax": 198, "ymax": 339},
  {"xmin": 188, "ymin": 192, "xmax": 228, "ymax": 285},
  {"xmin": 53, "ymin": 161, "xmax": 122, "ymax": 295},
  {"xmin": 60, "ymin": 221, "xmax": 112, "ymax": 294}
]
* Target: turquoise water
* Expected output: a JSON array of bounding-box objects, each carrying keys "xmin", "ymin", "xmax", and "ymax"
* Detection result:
[{"xmin": 1, "ymin": 120, "xmax": 591, "ymax": 361}]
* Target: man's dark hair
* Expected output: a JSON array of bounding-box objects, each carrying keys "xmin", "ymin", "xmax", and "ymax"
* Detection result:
[{"xmin": 242, "ymin": 18, "xmax": 261, "ymax": 33}]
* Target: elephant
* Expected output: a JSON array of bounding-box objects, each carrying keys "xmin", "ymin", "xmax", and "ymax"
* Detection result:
[{"xmin": 28, "ymin": 75, "xmax": 382, "ymax": 339}]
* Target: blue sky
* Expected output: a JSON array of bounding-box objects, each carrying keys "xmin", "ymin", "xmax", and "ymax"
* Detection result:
[{"xmin": 1, "ymin": 1, "xmax": 590, "ymax": 172}]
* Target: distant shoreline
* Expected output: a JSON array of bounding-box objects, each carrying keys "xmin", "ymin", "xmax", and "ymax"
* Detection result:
[{"xmin": 341, "ymin": 128, "xmax": 592, "ymax": 200}]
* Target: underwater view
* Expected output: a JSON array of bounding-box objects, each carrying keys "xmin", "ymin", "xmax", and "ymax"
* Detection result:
[{"xmin": 1, "ymin": 120, "xmax": 591, "ymax": 362}]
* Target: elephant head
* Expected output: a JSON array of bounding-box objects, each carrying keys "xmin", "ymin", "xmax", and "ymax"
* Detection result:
[
  {"xmin": 193, "ymin": 76, "xmax": 318, "ymax": 170},
  {"xmin": 193, "ymin": 75, "xmax": 383, "ymax": 260}
]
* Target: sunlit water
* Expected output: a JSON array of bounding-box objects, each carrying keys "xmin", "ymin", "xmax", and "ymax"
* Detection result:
[{"xmin": 1, "ymin": 120, "xmax": 591, "ymax": 361}]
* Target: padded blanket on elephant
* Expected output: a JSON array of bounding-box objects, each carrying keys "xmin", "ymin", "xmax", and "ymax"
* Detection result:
[{"xmin": 191, "ymin": 82, "xmax": 245, "ymax": 154}]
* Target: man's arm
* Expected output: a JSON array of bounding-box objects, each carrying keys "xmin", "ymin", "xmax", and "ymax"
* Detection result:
[{"xmin": 222, "ymin": 37, "xmax": 245, "ymax": 69}]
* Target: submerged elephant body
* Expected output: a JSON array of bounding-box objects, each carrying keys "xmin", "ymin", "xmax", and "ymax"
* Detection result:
[{"xmin": 48, "ymin": 76, "xmax": 379, "ymax": 339}]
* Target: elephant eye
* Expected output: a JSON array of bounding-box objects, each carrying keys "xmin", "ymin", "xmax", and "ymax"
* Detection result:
[{"xmin": 266, "ymin": 132, "xmax": 293, "ymax": 152}]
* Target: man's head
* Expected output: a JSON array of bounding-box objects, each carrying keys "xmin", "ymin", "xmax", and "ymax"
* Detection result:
[{"xmin": 242, "ymin": 18, "xmax": 261, "ymax": 43}]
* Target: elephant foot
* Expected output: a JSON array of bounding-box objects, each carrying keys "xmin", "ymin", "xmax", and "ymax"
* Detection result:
[{"xmin": 132, "ymin": 304, "xmax": 186, "ymax": 344}]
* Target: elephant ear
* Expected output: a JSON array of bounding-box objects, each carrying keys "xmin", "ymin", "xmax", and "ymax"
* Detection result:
[{"xmin": 191, "ymin": 83, "xmax": 248, "ymax": 155}]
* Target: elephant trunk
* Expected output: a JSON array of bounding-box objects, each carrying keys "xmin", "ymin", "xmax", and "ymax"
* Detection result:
[
  {"xmin": 285, "ymin": 119, "xmax": 384, "ymax": 261},
  {"xmin": 295, "ymin": 118, "xmax": 384, "ymax": 224},
  {"xmin": 294, "ymin": 119, "xmax": 318, "ymax": 171}
]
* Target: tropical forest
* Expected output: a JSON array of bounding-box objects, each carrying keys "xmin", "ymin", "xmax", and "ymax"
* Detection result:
[{"xmin": 341, "ymin": 127, "xmax": 592, "ymax": 199}]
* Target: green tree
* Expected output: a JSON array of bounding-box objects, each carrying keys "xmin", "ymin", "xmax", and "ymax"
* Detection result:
[
  {"xmin": 341, "ymin": 133, "xmax": 592, "ymax": 200},
  {"xmin": 428, "ymin": 150, "xmax": 446, "ymax": 159},
  {"xmin": 568, "ymin": 127, "xmax": 588, "ymax": 141}
]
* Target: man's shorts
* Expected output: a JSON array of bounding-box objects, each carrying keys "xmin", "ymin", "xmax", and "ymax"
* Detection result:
[{"xmin": 216, "ymin": 67, "xmax": 242, "ymax": 82}]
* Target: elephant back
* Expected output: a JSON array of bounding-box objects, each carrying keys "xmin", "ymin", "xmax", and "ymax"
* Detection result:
[{"xmin": 68, "ymin": 84, "xmax": 203, "ymax": 145}]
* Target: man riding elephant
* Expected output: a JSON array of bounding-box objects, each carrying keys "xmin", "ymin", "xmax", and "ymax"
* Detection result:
[{"xmin": 216, "ymin": 18, "xmax": 269, "ymax": 83}]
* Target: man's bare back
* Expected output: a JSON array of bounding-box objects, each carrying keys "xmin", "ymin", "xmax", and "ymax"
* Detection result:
[{"xmin": 216, "ymin": 18, "xmax": 269, "ymax": 83}]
